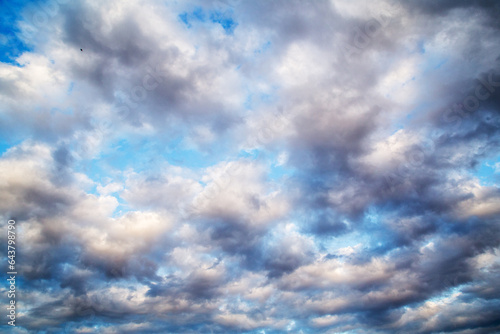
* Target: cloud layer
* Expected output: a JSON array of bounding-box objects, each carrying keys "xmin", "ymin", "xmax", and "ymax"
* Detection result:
[{"xmin": 1, "ymin": 0, "xmax": 500, "ymax": 332}]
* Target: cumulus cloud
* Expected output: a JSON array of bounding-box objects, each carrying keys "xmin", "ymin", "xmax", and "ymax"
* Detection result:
[{"xmin": 1, "ymin": 0, "xmax": 500, "ymax": 332}]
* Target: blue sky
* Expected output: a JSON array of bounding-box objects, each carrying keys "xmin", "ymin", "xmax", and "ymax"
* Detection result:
[{"xmin": 1, "ymin": 0, "xmax": 500, "ymax": 333}]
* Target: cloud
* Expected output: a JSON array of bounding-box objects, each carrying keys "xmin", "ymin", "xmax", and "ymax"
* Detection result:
[{"xmin": 1, "ymin": 0, "xmax": 500, "ymax": 332}]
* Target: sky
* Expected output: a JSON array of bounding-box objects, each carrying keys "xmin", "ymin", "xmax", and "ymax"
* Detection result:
[{"xmin": 1, "ymin": 0, "xmax": 500, "ymax": 333}]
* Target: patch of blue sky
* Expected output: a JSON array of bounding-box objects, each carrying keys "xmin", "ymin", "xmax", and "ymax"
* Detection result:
[
  {"xmin": 0, "ymin": 0, "xmax": 33, "ymax": 65},
  {"xmin": 319, "ymin": 207, "xmax": 394, "ymax": 255},
  {"xmin": 210, "ymin": 10, "xmax": 238, "ymax": 34},
  {"xmin": 192, "ymin": 7, "xmax": 206, "ymax": 22},
  {"xmin": 78, "ymin": 159, "xmax": 109, "ymax": 190},
  {"xmin": 178, "ymin": 7, "xmax": 206, "ymax": 29},
  {"xmin": 238, "ymin": 148, "xmax": 260, "ymax": 159},
  {"xmin": 164, "ymin": 148, "xmax": 214, "ymax": 168},
  {"xmin": 426, "ymin": 285, "xmax": 467, "ymax": 305},
  {"xmin": 178, "ymin": 12, "xmax": 190, "ymax": 27},
  {"xmin": 77, "ymin": 131, "xmax": 246, "ymax": 215},
  {"xmin": 364, "ymin": 206, "xmax": 381, "ymax": 224},
  {"xmin": 88, "ymin": 135, "xmax": 217, "ymax": 177},
  {"xmin": 156, "ymin": 265, "xmax": 178, "ymax": 278},
  {"xmin": 111, "ymin": 197, "xmax": 131, "ymax": 218},
  {"xmin": 164, "ymin": 135, "xmax": 183, "ymax": 150},
  {"xmin": 0, "ymin": 141, "xmax": 13, "ymax": 156},
  {"xmin": 73, "ymin": 140, "xmax": 134, "ymax": 190},
  {"xmin": 268, "ymin": 156, "xmax": 294, "ymax": 181},
  {"xmin": 67, "ymin": 81, "xmax": 74, "ymax": 94},
  {"xmin": 474, "ymin": 156, "xmax": 500, "ymax": 186},
  {"xmin": 86, "ymin": 186, "xmax": 128, "ymax": 217},
  {"xmin": 64, "ymin": 322, "xmax": 105, "ymax": 334},
  {"xmin": 251, "ymin": 329, "xmax": 285, "ymax": 334},
  {"xmin": 105, "ymin": 138, "xmax": 172, "ymax": 173},
  {"xmin": 179, "ymin": 7, "xmax": 238, "ymax": 34},
  {"xmin": 166, "ymin": 135, "xmax": 237, "ymax": 169},
  {"xmin": 268, "ymin": 164, "xmax": 290, "ymax": 181},
  {"xmin": 99, "ymin": 139, "xmax": 148, "ymax": 174},
  {"xmin": 320, "ymin": 229, "xmax": 371, "ymax": 255},
  {"xmin": 0, "ymin": 136, "xmax": 23, "ymax": 157},
  {"xmin": 75, "ymin": 154, "xmax": 130, "ymax": 216}
]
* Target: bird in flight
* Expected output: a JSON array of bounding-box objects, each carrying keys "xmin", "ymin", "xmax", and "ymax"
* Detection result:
[{"xmin": 80, "ymin": 49, "xmax": 83, "ymax": 51}]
